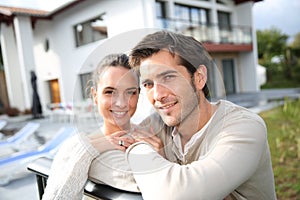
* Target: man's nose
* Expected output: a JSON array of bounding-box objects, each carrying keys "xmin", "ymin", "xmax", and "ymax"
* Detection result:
[{"xmin": 152, "ymin": 83, "xmax": 167, "ymax": 102}]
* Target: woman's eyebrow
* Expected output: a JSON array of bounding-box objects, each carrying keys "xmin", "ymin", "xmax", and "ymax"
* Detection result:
[{"xmin": 103, "ymin": 86, "xmax": 115, "ymax": 90}]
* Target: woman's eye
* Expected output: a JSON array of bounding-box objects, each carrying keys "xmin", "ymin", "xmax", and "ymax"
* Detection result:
[
  {"xmin": 127, "ymin": 90, "xmax": 137, "ymax": 95},
  {"xmin": 143, "ymin": 81, "xmax": 154, "ymax": 89},
  {"xmin": 104, "ymin": 90, "xmax": 114, "ymax": 95}
]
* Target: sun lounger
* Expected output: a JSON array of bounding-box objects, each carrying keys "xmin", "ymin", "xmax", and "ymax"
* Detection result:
[
  {"xmin": 0, "ymin": 120, "xmax": 7, "ymax": 130},
  {"xmin": 0, "ymin": 122, "xmax": 40, "ymax": 148},
  {"xmin": 0, "ymin": 126, "xmax": 75, "ymax": 185},
  {"xmin": 0, "ymin": 120, "xmax": 8, "ymax": 139}
]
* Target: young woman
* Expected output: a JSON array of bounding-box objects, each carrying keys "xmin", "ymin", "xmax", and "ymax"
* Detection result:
[{"xmin": 42, "ymin": 54, "xmax": 142, "ymax": 200}]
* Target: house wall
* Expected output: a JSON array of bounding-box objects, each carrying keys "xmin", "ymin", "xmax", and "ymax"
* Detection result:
[
  {"xmin": 235, "ymin": 1, "xmax": 258, "ymax": 91},
  {"xmin": 33, "ymin": 0, "xmax": 155, "ymax": 109},
  {"xmin": 0, "ymin": 0, "xmax": 260, "ymax": 112},
  {"xmin": 0, "ymin": 23, "xmax": 24, "ymax": 110}
]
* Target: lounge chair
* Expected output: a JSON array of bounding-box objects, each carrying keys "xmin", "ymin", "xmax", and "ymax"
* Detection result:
[
  {"xmin": 0, "ymin": 119, "xmax": 7, "ymax": 130},
  {"xmin": 0, "ymin": 122, "xmax": 40, "ymax": 148},
  {"xmin": 0, "ymin": 126, "xmax": 75, "ymax": 185},
  {"xmin": 0, "ymin": 120, "xmax": 8, "ymax": 139}
]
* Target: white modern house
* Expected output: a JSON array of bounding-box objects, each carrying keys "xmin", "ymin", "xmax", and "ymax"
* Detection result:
[{"xmin": 0, "ymin": 0, "xmax": 262, "ymax": 113}]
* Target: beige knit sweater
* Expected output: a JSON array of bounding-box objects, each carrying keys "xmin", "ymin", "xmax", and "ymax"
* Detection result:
[{"xmin": 126, "ymin": 100, "xmax": 277, "ymax": 200}]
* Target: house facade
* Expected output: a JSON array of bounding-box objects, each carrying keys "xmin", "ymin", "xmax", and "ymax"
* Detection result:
[{"xmin": 0, "ymin": 0, "xmax": 261, "ymax": 113}]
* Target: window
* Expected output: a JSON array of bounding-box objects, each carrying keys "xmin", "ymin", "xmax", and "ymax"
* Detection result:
[
  {"xmin": 155, "ymin": 1, "xmax": 166, "ymax": 18},
  {"xmin": 218, "ymin": 11, "xmax": 231, "ymax": 30},
  {"xmin": 222, "ymin": 59, "xmax": 236, "ymax": 94},
  {"xmin": 74, "ymin": 13, "xmax": 107, "ymax": 47},
  {"xmin": 80, "ymin": 72, "xmax": 93, "ymax": 99},
  {"xmin": 175, "ymin": 4, "xmax": 209, "ymax": 25},
  {"xmin": 216, "ymin": 0, "xmax": 226, "ymax": 5}
]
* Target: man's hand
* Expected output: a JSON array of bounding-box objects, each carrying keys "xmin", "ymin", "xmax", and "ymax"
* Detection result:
[{"xmin": 131, "ymin": 127, "xmax": 166, "ymax": 158}]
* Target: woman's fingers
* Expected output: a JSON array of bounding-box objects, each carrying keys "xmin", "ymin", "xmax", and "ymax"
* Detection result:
[
  {"xmin": 105, "ymin": 134, "xmax": 136, "ymax": 152},
  {"xmin": 111, "ymin": 130, "xmax": 129, "ymax": 137}
]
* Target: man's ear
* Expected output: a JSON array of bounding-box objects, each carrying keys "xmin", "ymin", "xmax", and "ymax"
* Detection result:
[
  {"xmin": 91, "ymin": 87, "xmax": 98, "ymax": 104},
  {"xmin": 194, "ymin": 65, "xmax": 207, "ymax": 90}
]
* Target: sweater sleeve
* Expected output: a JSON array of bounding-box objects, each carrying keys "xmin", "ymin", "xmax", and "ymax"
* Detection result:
[
  {"xmin": 126, "ymin": 117, "xmax": 268, "ymax": 200},
  {"xmin": 42, "ymin": 133, "xmax": 99, "ymax": 200}
]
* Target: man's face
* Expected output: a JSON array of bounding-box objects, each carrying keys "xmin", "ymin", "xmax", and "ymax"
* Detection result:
[{"xmin": 139, "ymin": 50, "xmax": 200, "ymax": 127}]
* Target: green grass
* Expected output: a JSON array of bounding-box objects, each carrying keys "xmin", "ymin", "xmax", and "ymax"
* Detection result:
[{"xmin": 259, "ymin": 98, "xmax": 300, "ymax": 199}]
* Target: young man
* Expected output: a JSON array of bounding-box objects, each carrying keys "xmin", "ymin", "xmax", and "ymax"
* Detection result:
[{"xmin": 126, "ymin": 30, "xmax": 276, "ymax": 199}]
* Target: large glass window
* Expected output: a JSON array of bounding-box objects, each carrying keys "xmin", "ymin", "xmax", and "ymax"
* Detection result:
[
  {"xmin": 74, "ymin": 13, "xmax": 107, "ymax": 47},
  {"xmin": 175, "ymin": 4, "xmax": 209, "ymax": 25},
  {"xmin": 155, "ymin": 1, "xmax": 166, "ymax": 18},
  {"xmin": 80, "ymin": 72, "xmax": 93, "ymax": 99},
  {"xmin": 218, "ymin": 11, "xmax": 231, "ymax": 43},
  {"xmin": 218, "ymin": 11, "xmax": 231, "ymax": 30},
  {"xmin": 222, "ymin": 59, "xmax": 236, "ymax": 94}
]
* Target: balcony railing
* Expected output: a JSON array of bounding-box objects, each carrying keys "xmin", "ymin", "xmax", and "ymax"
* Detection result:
[{"xmin": 156, "ymin": 18, "xmax": 252, "ymax": 45}]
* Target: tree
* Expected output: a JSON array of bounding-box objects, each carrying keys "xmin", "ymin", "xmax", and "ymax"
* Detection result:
[
  {"xmin": 257, "ymin": 28, "xmax": 300, "ymax": 88},
  {"xmin": 256, "ymin": 27, "xmax": 289, "ymax": 61},
  {"xmin": 291, "ymin": 32, "xmax": 300, "ymax": 49}
]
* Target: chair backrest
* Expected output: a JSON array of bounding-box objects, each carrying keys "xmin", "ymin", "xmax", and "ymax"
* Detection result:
[
  {"xmin": 0, "ymin": 120, "xmax": 7, "ymax": 130},
  {"xmin": 0, "ymin": 122, "xmax": 40, "ymax": 146}
]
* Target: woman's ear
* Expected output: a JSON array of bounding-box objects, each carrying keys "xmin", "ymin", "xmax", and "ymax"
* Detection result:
[
  {"xmin": 194, "ymin": 65, "xmax": 207, "ymax": 90},
  {"xmin": 91, "ymin": 87, "xmax": 98, "ymax": 104}
]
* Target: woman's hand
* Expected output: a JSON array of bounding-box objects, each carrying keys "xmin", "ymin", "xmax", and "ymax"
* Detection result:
[
  {"xmin": 131, "ymin": 127, "xmax": 166, "ymax": 158},
  {"xmin": 89, "ymin": 131, "xmax": 135, "ymax": 153}
]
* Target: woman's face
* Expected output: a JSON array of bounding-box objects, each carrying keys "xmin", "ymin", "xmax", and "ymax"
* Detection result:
[{"xmin": 94, "ymin": 66, "xmax": 139, "ymax": 129}]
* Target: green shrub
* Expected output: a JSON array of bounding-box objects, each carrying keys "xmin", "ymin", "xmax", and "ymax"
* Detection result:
[{"xmin": 260, "ymin": 98, "xmax": 300, "ymax": 199}]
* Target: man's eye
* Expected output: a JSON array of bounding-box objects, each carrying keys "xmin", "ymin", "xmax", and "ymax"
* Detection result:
[
  {"xmin": 127, "ymin": 90, "xmax": 137, "ymax": 95},
  {"xmin": 163, "ymin": 75, "xmax": 175, "ymax": 82},
  {"xmin": 143, "ymin": 82, "xmax": 154, "ymax": 89}
]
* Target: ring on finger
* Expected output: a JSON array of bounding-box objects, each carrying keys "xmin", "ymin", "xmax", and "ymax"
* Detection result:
[{"xmin": 119, "ymin": 140, "xmax": 125, "ymax": 146}]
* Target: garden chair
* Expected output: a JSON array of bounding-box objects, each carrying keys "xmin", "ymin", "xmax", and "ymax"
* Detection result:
[{"xmin": 28, "ymin": 157, "xmax": 143, "ymax": 200}]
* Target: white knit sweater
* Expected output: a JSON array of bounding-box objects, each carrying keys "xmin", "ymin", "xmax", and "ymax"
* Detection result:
[{"xmin": 42, "ymin": 132, "xmax": 138, "ymax": 200}]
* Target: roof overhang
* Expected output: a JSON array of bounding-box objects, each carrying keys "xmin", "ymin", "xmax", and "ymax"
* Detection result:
[
  {"xmin": 0, "ymin": 0, "xmax": 85, "ymax": 24},
  {"xmin": 234, "ymin": 0, "xmax": 263, "ymax": 5}
]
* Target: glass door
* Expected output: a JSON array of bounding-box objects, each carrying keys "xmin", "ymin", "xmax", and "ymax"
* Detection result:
[{"xmin": 222, "ymin": 59, "xmax": 236, "ymax": 94}]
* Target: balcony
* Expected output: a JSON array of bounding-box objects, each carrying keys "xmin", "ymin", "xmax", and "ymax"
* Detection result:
[{"xmin": 156, "ymin": 18, "xmax": 253, "ymax": 52}]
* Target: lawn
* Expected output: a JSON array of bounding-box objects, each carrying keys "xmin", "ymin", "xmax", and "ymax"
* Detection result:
[{"xmin": 259, "ymin": 98, "xmax": 300, "ymax": 199}]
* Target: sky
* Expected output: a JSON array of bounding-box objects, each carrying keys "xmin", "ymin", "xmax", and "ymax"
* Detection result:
[
  {"xmin": 253, "ymin": 0, "xmax": 300, "ymax": 43},
  {"xmin": 0, "ymin": 0, "xmax": 299, "ymax": 42}
]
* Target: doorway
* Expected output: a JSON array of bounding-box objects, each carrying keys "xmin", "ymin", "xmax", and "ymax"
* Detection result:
[
  {"xmin": 222, "ymin": 59, "xmax": 236, "ymax": 94},
  {"xmin": 48, "ymin": 79, "xmax": 61, "ymax": 103}
]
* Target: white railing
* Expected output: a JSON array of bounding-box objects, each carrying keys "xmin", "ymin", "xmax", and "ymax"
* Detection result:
[{"xmin": 156, "ymin": 18, "xmax": 252, "ymax": 44}]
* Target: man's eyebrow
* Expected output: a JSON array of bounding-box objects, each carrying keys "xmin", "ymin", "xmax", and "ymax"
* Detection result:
[
  {"xmin": 141, "ymin": 79, "xmax": 152, "ymax": 84},
  {"xmin": 141, "ymin": 70, "xmax": 178, "ymax": 84},
  {"xmin": 126, "ymin": 87, "xmax": 139, "ymax": 91},
  {"xmin": 156, "ymin": 70, "xmax": 178, "ymax": 79}
]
